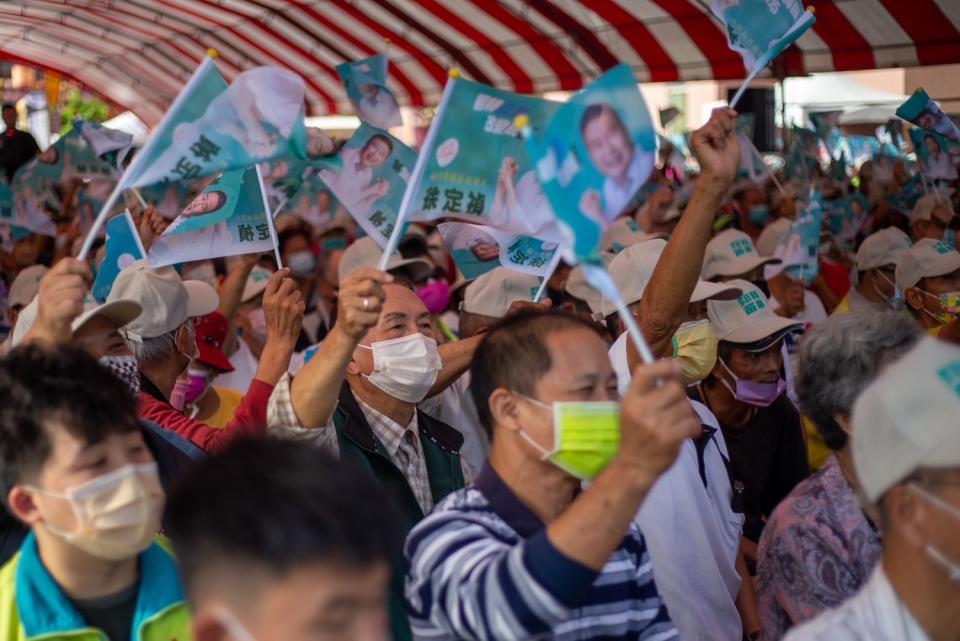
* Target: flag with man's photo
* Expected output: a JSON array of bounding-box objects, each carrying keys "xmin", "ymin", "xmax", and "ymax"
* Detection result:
[
  {"xmin": 147, "ymin": 166, "xmax": 277, "ymax": 268},
  {"xmin": 909, "ymin": 127, "xmax": 959, "ymax": 183},
  {"xmin": 897, "ymin": 88, "xmax": 960, "ymax": 144},
  {"xmin": 318, "ymin": 123, "xmax": 417, "ymax": 249},
  {"xmin": 437, "ymin": 221, "xmax": 562, "ymax": 281},
  {"xmin": 809, "ymin": 111, "xmax": 844, "ymax": 159},
  {"xmin": 766, "ymin": 189, "xmax": 824, "ymax": 285},
  {"xmin": 92, "ymin": 211, "xmax": 146, "ymax": 302},
  {"xmin": 337, "ymin": 54, "xmax": 403, "ymax": 130},
  {"xmin": 74, "ymin": 120, "xmax": 134, "ymax": 168}
]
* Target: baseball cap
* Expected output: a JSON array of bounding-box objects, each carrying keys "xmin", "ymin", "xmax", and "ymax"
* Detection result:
[
  {"xmin": 242, "ymin": 266, "xmax": 274, "ymax": 303},
  {"xmin": 338, "ymin": 237, "xmax": 433, "ymax": 284},
  {"xmin": 707, "ymin": 279, "xmax": 803, "ymax": 349},
  {"xmin": 895, "ymin": 238, "xmax": 960, "ymax": 291},
  {"xmin": 462, "ymin": 268, "xmax": 539, "ymax": 318},
  {"xmin": 853, "ymin": 337, "xmax": 960, "ymax": 503},
  {"xmin": 565, "ymin": 258, "xmax": 612, "ymax": 318},
  {"xmin": 7, "ymin": 265, "xmax": 48, "ymax": 309},
  {"xmin": 194, "ymin": 311, "xmax": 235, "ymax": 372},
  {"xmin": 12, "ymin": 293, "xmax": 142, "ymax": 347},
  {"xmin": 909, "ymin": 193, "xmax": 956, "ymax": 226},
  {"xmin": 108, "ymin": 260, "xmax": 219, "ymax": 342},
  {"xmin": 702, "ymin": 229, "xmax": 781, "ymax": 280},
  {"xmin": 855, "ymin": 227, "xmax": 912, "ymax": 271},
  {"xmin": 600, "ymin": 217, "xmax": 665, "ymax": 254},
  {"xmin": 756, "ymin": 218, "xmax": 793, "ymax": 257},
  {"xmin": 599, "ymin": 239, "xmax": 741, "ymax": 317}
]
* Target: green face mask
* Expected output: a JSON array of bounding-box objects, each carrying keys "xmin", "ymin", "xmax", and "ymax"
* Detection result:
[{"xmin": 518, "ymin": 396, "xmax": 621, "ymax": 480}]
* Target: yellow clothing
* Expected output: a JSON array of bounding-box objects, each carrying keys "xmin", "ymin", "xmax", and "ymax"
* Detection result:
[
  {"xmin": 200, "ymin": 386, "xmax": 244, "ymax": 428},
  {"xmin": 831, "ymin": 294, "xmax": 851, "ymax": 316},
  {"xmin": 803, "ymin": 414, "xmax": 831, "ymax": 472},
  {"xmin": 928, "ymin": 325, "xmax": 943, "ymax": 338}
]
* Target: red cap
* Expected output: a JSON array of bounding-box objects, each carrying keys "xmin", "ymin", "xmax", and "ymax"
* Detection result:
[{"xmin": 194, "ymin": 311, "xmax": 235, "ymax": 373}]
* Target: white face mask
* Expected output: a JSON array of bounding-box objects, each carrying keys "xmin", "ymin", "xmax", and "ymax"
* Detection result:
[
  {"xmin": 29, "ymin": 463, "xmax": 164, "ymax": 561},
  {"xmin": 358, "ymin": 333, "xmax": 442, "ymax": 403},
  {"xmin": 908, "ymin": 483, "xmax": 960, "ymax": 583},
  {"xmin": 99, "ymin": 355, "xmax": 141, "ymax": 396}
]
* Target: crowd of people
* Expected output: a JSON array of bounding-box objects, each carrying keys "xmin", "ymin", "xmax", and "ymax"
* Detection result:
[{"xmin": 0, "ymin": 99, "xmax": 958, "ymax": 641}]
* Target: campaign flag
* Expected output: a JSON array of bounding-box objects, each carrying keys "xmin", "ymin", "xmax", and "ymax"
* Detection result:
[
  {"xmin": 438, "ymin": 222, "xmax": 562, "ymax": 281},
  {"xmin": 523, "ymin": 64, "xmax": 657, "ymax": 265},
  {"xmin": 712, "ymin": 0, "xmax": 815, "ymax": 107},
  {"xmin": 910, "ymin": 127, "xmax": 959, "ymax": 182},
  {"xmin": 318, "ymin": 124, "xmax": 417, "ymax": 249},
  {"xmin": 336, "ymin": 55, "xmax": 403, "ymax": 130},
  {"xmin": 897, "ymin": 89, "xmax": 960, "ymax": 144},
  {"xmin": 125, "ymin": 57, "xmax": 309, "ymax": 189},
  {"xmin": 809, "ymin": 111, "xmax": 844, "ymax": 159},
  {"xmin": 259, "ymin": 154, "xmax": 343, "ymax": 214},
  {"xmin": 845, "ymin": 135, "xmax": 880, "ymax": 166},
  {"xmin": 824, "ymin": 193, "xmax": 868, "ymax": 249},
  {"xmin": 737, "ymin": 133, "xmax": 771, "ymax": 185},
  {"xmin": 74, "ymin": 120, "xmax": 133, "ymax": 168},
  {"xmin": 766, "ymin": 189, "xmax": 824, "ymax": 284},
  {"xmin": 136, "ymin": 179, "xmax": 203, "ymax": 220},
  {"xmin": 785, "ymin": 127, "xmax": 820, "ymax": 180},
  {"xmin": 284, "ymin": 178, "xmax": 347, "ymax": 230},
  {"xmin": 884, "ymin": 173, "xmax": 927, "ymax": 216},
  {"xmin": 92, "ymin": 211, "xmax": 146, "ymax": 302},
  {"xmin": 147, "ymin": 166, "xmax": 277, "ymax": 267}
]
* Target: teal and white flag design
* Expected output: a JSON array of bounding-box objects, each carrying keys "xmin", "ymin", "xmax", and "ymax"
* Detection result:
[
  {"xmin": 438, "ymin": 221, "xmax": 562, "ymax": 281},
  {"xmin": 92, "ymin": 211, "xmax": 146, "ymax": 302},
  {"xmin": 336, "ymin": 54, "xmax": 403, "ymax": 130}
]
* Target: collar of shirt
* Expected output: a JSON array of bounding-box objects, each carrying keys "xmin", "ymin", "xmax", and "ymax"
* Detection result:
[
  {"xmin": 473, "ymin": 463, "xmax": 546, "ymax": 538},
  {"xmin": 355, "ymin": 395, "xmax": 419, "ymax": 461}
]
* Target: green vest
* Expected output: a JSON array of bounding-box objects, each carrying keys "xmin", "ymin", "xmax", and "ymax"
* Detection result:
[{"xmin": 332, "ymin": 384, "xmax": 465, "ymax": 641}]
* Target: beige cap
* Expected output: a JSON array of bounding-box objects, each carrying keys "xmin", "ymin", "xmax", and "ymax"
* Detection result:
[
  {"xmin": 599, "ymin": 239, "xmax": 741, "ymax": 317},
  {"xmin": 12, "ymin": 293, "xmax": 142, "ymax": 347},
  {"xmin": 909, "ymin": 193, "xmax": 956, "ymax": 226},
  {"xmin": 338, "ymin": 237, "xmax": 433, "ymax": 284},
  {"xmin": 565, "ymin": 254, "xmax": 613, "ymax": 317},
  {"xmin": 895, "ymin": 238, "xmax": 960, "ymax": 291},
  {"xmin": 702, "ymin": 229, "xmax": 781, "ymax": 280},
  {"xmin": 462, "ymin": 268, "xmax": 540, "ymax": 318},
  {"xmin": 8, "ymin": 265, "xmax": 48, "ymax": 309},
  {"xmin": 108, "ymin": 260, "xmax": 219, "ymax": 342},
  {"xmin": 853, "ymin": 337, "xmax": 960, "ymax": 503},
  {"xmin": 855, "ymin": 227, "xmax": 912, "ymax": 271},
  {"xmin": 600, "ymin": 217, "xmax": 665, "ymax": 254},
  {"xmin": 756, "ymin": 218, "xmax": 793, "ymax": 257},
  {"xmin": 707, "ymin": 279, "xmax": 803, "ymax": 348},
  {"xmin": 241, "ymin": 265, "xmax": 274, "ymax": 302}
]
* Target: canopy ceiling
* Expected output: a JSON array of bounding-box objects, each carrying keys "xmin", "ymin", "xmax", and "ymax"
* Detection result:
[{"xmin": 2, "ymin": 0, "xmax": 959, "ymax": 125}]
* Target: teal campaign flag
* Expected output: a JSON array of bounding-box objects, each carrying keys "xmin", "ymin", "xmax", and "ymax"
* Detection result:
[
  {"xmin": 809, "ymin": 111, "xmax": 843, "ymax": 159},
  {"xmin": 824, "ymin": 193, "xmax": 867, "ymax": 249},
  {"xmin": 767, "ymin": 189, "xmax": 824, "ymax": 285},
  {"xmin": 125, "ymin": 57, "xmax": 310, "ymax": 189},
  {"xmin": 260, "ymin": 154, "xmax": 343, "ymax": 214},
  {"xmin": 147, "ymin": 166, "xmax": 278, "ymax": 268},
  {"xmin": 785, "ymin": 127, "xmax": 820, "ymax": 181},
  {"xmin": 73, "ymin": 120, "xmax": 133, "ymax": 168},
  {"xmin": 897, "ymin": 89, "xmax": 960, "ymax": 144},
  {"xmin": 284, "ymin": 178, "xmax": 347, "ymax": 230},
  {"xmin": 909, "ymin": 127, "xmax": 959, "ymax": 182},
  {"xmin": 438, "ymin": 221, "xmax": 562, "ymax": 281},
  {"xmin": 164, "ymin": 170, "xmax": 244, "ymax": 236},
  {"xmin": 318, "ymin": 124, "xmax": 417, "ymax": 248},
  {"xmin": 845, "ymin": 135, "xmax": 880, "ymax": 166},
  {"xmin": 92, "ymin": 211, "xmax": 146, "ymax": 302},
  {"xmin": 336, "ymin": 54, "xmax": 402, "ymax": 130},
  {"xmin": 737, "ymin": 133, "xmax": 770, "ymax": 184},
  {"xmin": 712, "ymin": 0, "xmax": 815, "ymax": 107},
  {"xmin": 523, "ymin": 64, "xmax": 657, "ymax": 265},
  {"xmin": 884, "ymin": 173, "xmax": 927, "ymax": 216}
]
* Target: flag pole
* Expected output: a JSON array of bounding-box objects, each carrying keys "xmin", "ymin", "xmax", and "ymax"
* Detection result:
[
  {"xmin": 532, "ymin": 249, "xmax": 564, "ymax": 303},
  {"xmin": 255, "ymin": 165, "xmax": 284, "ymax": 269}
]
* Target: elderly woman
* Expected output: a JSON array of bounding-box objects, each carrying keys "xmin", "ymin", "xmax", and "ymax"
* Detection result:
[{"xmin": 755, "ymin": 312, "xmax": 920, "ymax": 640}]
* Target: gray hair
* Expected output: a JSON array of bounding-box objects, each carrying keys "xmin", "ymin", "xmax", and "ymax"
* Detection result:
[
  {"xmin": 130, "ymin": 322, "xmax": 194, "ymax": 370},
  {"xmin": 796, "ymin": 311, "xmax": 920, "ymax": 450}
]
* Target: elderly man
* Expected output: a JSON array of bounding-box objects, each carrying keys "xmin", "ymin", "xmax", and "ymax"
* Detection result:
[
  {"xmin": 405, "ymin": 312, "xmax": 699, "ymax": 640},
  {"xmin": 109, "ymin": 260, "xmax": 303, "ymax": 453},
  {"xmin": 784, "ymin": 337, "xmax": 960, "ymax": 641},
  {"xmin": 702, "ymin": 229, "xmax": 782, "ymax": 289},
  {"xmin": 897, "ymin": 239, "xmax": 960, "ymax": 340},
  {"xmin": 757, "ymin": 312, "xmax": 921, "ymax": 639},
  {"xmin": 832, "ymin": 228, "xmax": 912, "ymax": 315},
  {"xmin": 909, "ymin": 193, "xmax": 956, "ymax": 243}
]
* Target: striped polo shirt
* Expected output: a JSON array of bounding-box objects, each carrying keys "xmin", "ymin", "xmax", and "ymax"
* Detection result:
[{"xmin": 404, "ymin": 463, "xmax": 678, "ymax": 641}]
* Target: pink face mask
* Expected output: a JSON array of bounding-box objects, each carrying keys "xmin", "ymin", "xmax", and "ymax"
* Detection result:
[
  {"xmin": 184, "ymin": 369, "xmax": 211, "ymax": 404},
  {"xmin": 416, "ymin": 281, "xmax": 451, "ymax": 315}
]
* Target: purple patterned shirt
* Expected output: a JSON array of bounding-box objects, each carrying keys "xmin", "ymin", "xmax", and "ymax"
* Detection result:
[{"xmin": 756, "ymin": 455, "xmax": 882, "ymax": 641}]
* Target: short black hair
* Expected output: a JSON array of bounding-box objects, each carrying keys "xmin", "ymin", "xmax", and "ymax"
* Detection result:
[
  {"xmin": 164, "ymin": 438, "xmax": 400, "ymax": 597},
  {"xmin": 1, "ymin": 104, "xmax": 15, "ymax": 113},
  {"xmin": 278, "ymin": 225, "xmax": 310, "ymax": 255},
  {"xmin": 469, "ymin": 311, "xmax": 601, "ymax": 438},
  {"xmin": 580, "ymin": 103, "xmax": 628, "ymax": 139},
  {"xmin": 0, "ymin": 346, "xmax": 140, "ymax": 499},
  {"xmin": 364, "ymin": 133, "xmax": 394, "ymax": 155}
]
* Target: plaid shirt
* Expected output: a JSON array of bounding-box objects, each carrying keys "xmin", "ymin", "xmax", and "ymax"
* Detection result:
[{"xmin": 268, "ymin": 374, "xmax": 471, "ymax": 512}]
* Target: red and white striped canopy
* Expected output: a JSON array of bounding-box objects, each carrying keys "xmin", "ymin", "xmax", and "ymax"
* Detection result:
[{"xmin": 2, "ymin": 0, "xmax": 959, "ymax": 125}]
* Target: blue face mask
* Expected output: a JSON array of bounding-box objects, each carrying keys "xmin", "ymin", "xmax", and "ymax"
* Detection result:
[{"xmin": 748, "ymin": 205, "xmax": 770, "ymax": 226}]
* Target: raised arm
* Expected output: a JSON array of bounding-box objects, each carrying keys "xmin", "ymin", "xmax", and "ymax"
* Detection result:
[{"xmin": 20, "ymin": 257, "xmax": 90, "ymax": 347}]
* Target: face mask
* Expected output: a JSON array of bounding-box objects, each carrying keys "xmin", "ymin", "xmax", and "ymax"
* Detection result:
[
  {"xmin": 748, "ymin": 205, "xmax": 770, "ymax": 226},
  {"xmin": 718, "ymin": 358, "xmax": 785, "ymax": 407},
  {"xmin": 359, "ymin": 333, "xmax": 442, "ymax": 403},
  {"xmin": 287, "ymin": 250, "xmax": 316, "ymax": 278},
  {"xmin": 29, "ymin": 463, "xmax": 163, "ymax": 561},
  {"xmin": 873, "ymin": 270, "xmax": 904, "ymax": 311},
  {"xmin": 416, "ymin": 281, "xmax": 451, "ymax": 315},
  {"xmin": 671, "ymin": 320, "xmax": 719, "ymax": 385},
  {"xmin": 184, "ymin": 368, "xmax": 211, "ymax": 404},
  {"xmin": 908, "ymin": 483, "xmax": 960, "ymax": 583},
  {"xmin": 99, "ymin": 355, "xmax": 141, "ymax": 396},
  {"xmin": 518, "ymin": 396, "xmax": 621, "ymax": 480},
  {"xmin": 169, "ymin": 376, "xmax": 188, "ymax": 411},
  {"xmin": 182, "ymin": 261, "xmax": 217, "ymax": 287},
  {"xmin": 247, "ymin": 307, "xmax": 267, "ymax": 343},
  {"xmin": 919, "ymin": 289, "xmax": 960, "ymax": 325}
]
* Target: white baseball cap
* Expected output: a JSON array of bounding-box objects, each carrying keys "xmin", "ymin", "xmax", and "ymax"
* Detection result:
[
  {"xmin": 909, "ymin": 193, "xmax": 956, "ymax": 226},
  {"xmin": 599, "ymin": 239, "xmax": 741, "ymax": 317},
  {"xmin": 462, "ymin": 268, "xmax": 539, "ymax": 318},
  {"xmin": 895, "ymin": 238, "xmax": 960, "ymax": 292},
  {"xmin": 756, "ymin": 218, "xmax": 793, "ymax": 257},
  {"xmin": 600, "ymin": 217, "xmax": 665, "ymax": 254},
  {"xmin": 707, "ymin": 279, "xmax": 803, "ymax": 349},
  {"xmin": 853, "ymin": 337, "xmax": 960, "ymax": 503},
  {"xmin": 702, "ymin": 229, "xmax": 781, "ymax": 280},
  {"xmin": 12, "ymin": 293, "xmax": 142, "ymax": 347},
  {"xmin": 7, "ymin": 265, "xmax": 48, "ymax": 309},
  {"xmin": 338, "ymin": 237, "xmax": 433, "ymax": 284},
  {"xmin": 565, "ymin": 263, "xmax": 604, "ymax": 317},
  {"xmin": 108, "ymin": 260, "xmax": 219, "ymax": 342},
  {"xmin": 241, "ymin": 265, "xmax": 274, "ymax": 302},
  {"xmin": 855, "ymin": 227, "xmax": 912, "ymax": 271}
]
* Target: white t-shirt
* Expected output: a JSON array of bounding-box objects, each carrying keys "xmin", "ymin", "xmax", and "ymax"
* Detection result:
[
  {"xmin": 609, "ymin": 332, "xmax": 745, "ymax": 641},
  {"xmin": 602, "ymin": 151, "xmax": 650, "ymax": 220}
]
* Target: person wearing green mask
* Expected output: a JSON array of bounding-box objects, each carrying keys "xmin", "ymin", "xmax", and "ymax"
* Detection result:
[
  {"xmin": 897, "ymin": 238, "xmax": 960, "ymax": 342},
  {"xmin": 405, "ymin": 311, "xmax": 698, "ymax": 641}
]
